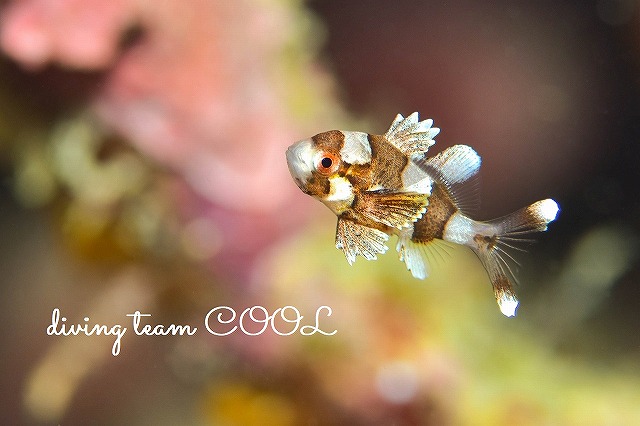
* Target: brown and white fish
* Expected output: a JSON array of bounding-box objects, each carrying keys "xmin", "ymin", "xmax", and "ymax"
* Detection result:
[{"xmin": 286, "ymin": 113, "xmax": 559, "ymax": 316}]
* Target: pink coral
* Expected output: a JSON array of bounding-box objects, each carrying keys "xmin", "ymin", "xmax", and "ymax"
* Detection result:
[
  {"xmin": 2, "ymin": 0, "xmax": 305, "ymax": 212},
  {"xmin": 0, "ymin": 0, "xmax": 135, "ymax": 69},
  {"xmin": 0, "ymin": 0, "xmax": 320, "ymax": 282}
]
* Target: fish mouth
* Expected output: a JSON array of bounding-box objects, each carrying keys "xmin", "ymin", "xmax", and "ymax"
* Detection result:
[{"xmin": 286, "ymin": 139, "xmax": 315, "ymax": 191}]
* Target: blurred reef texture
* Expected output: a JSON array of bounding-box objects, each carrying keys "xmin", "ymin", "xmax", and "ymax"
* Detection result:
[{"xmin": 0, "ymin": 0, "xmax": 639, "ymax": 424}]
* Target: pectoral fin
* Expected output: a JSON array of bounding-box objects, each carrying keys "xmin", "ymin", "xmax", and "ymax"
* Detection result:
[
  {"xmin": 335, "ymin": 218, "xmax": 389, "ymax": 264},
  {"xmin": 354, "ymin": 190, "xmax": 428, "ymax": 230}
]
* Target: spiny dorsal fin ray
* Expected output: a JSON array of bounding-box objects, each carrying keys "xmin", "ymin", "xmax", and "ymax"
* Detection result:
[
  {"xmin": 355, "ymin": 190, "xmax": 428, "ymax": 230},
  {"xmin": 384, "ymin": 112, "xmax": 440, "ymax": 157},
  {"xmin": 335, "ymin": 218, "xmax": 389, "ymax": 264},
  {"xmin": 418, "ymin": 145, "xmax": 482, "ymax": 214}
]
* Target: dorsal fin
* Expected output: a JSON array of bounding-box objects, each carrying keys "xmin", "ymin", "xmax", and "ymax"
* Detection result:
[
  {"xmin": 418, "ymin": 145, "xmax": 481, "ymax": 213},
  {"xmin": 384, "ymin": 112, "xmax": 440, "ymax": 157},
  {"xmin": 425, "ymin": 144, "xmax": 481, "ymax": 183}
]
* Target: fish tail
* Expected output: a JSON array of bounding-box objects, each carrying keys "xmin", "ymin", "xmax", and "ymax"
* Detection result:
[
  {"xmin": 473, "ymin": 248, "xmax": 520, "ymax": 317},
  {"xmin": 443, "ymin": 199, "xmax": 559, "ymax": 316}
]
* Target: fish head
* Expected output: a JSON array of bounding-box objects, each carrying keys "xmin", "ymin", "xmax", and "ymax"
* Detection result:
[
  {"xmin": 286, "ymin": 137, "xmax": 335, "ymax": 195},
  {"xmin": 286, "ymin": 130, "xmax": 372, "ymax": 214}
]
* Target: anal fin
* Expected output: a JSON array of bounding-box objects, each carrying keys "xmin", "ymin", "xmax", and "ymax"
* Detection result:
[
  {"xmin": 398, "ymin": 236, "xmax": 457, "ymax": 280},
  {"xmin": 396, "ymin": 235, "xmax": 428, "ymax": 279}
]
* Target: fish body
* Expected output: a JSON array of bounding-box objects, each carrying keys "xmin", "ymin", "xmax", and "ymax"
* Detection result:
[{"xmin": 286, "ymin": 113, "xmax": 559, "ymax": 316}]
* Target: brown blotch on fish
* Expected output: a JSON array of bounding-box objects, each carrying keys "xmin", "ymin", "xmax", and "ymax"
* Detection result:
[
  {"xmin": 368, "ymin": 134, "xmax": 408, "ymax": 190},
  {"xmin": 311, "ymin": 130, "xmax": 345, "ymax": 152},
  {"xmin": 412, "ymin": 183, "xmax": 457, "ymax": 243},
  {"xmin": 474, "ymin": 234, "xmax": 498, "ymax": 251}
]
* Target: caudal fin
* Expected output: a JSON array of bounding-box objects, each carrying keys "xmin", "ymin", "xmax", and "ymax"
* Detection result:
[
  {"xmin": 481, "ymin": 199, "xmax": 559, "ymax": 316},
  {"xmin": 490, "ymin": 199, "xmax": 560, "ymax": 237},
  {"xmin": 446, "ymin": 199, "xmax": 560, "ymax": 316},
  {"xmin": 474, "ymin": 250, "xmax": 520, "ymax": 317}
]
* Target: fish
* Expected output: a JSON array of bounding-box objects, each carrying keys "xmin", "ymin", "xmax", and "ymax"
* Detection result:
[{"xmin": 286, "ymin": 112, "xmax": 559, "ymax": 317}]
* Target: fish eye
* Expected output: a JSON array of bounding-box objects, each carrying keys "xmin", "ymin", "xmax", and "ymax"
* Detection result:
[{"xmin": 315, "ymin": 152, "xmax": 340, "ymax": 176}]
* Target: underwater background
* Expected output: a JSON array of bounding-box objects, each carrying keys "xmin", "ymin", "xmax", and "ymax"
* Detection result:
[{"xmin": 0, "ymin": 0, "xmax": 639, "ymax": 424}]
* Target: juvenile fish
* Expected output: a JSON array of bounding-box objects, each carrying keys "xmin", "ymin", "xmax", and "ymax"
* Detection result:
[{"xmin": 286, "ymin": 113, "xmax": 559, "ymax": 316}]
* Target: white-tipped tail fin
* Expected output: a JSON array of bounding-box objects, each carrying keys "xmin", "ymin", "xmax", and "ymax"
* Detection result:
[
  {"xmin": 498, "ymin": 292, "xmax": 519, "ymax": 317},
  {"xmin": 443, "ymin": 199, "xmax": 559, "ymax": 316},
  {"xmin": 534, "ymin": 199, "xmax": 560, "ymax": 224},
  {"xmin": 475, "ymin": 249, "xmax": 520, "ymax": 317},
  {"xmin": 491, "ymin": 199, "xmax": 559, "ymax": 235}
]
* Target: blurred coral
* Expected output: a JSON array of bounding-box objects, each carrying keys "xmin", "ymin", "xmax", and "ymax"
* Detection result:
[
  {"xmin": 0, "ymin": 0, "xmax": 135, "ymax": 69},
  {"xmin": 1, "ymin": 0, "xmax": 349, "ymax": 422},
  {"xmin": 1, "ymin": 0, "xmax": 344, "ymax": 280},
  {"xmin": 202, "ymin": 382, "xmax": 297, "ymax": 426}
]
